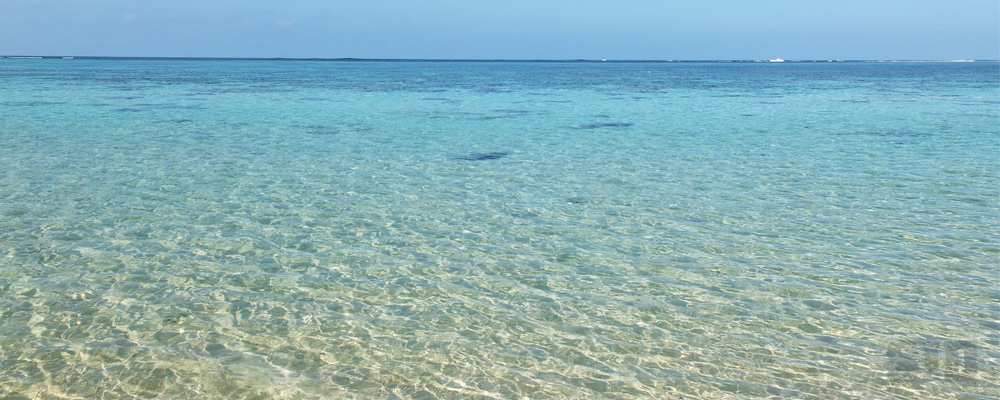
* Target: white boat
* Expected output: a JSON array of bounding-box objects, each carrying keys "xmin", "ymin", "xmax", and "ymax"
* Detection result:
[{"xmin": 768, "ymin": 58, "xmax": 785, "ymax": 63}]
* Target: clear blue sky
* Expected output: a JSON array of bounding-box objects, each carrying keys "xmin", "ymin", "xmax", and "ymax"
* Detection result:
[{"xmin": 2, "ymin": 0, "xmax": 997, "ymax": 60}]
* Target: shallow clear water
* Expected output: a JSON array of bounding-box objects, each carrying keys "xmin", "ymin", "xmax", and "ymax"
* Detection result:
[{"xmin": 1, "ymin": 59, "xmax": 998, "ymax": 399}]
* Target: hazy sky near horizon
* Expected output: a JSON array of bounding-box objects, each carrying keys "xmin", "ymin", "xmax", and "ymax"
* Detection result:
[{"xmin": 2, "ymin": 0, "xmax": 997, "ymax": 60}]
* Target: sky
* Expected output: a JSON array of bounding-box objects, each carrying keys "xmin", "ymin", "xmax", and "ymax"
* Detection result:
[{"xmin": 1, "ymin": 0, "xmax": 998, "ymax": 60}]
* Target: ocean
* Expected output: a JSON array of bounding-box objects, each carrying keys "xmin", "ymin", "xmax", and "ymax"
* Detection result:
[{"xmin": 1, "ymin": 58, "xmax": 997, "ymax": 399}]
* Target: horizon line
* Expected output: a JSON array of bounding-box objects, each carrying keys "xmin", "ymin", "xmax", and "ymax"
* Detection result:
[{"xmin": 2, "ymin": 55, "xmax": 997, "ymax": 63}]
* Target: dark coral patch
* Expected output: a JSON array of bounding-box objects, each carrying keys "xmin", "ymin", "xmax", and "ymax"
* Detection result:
[
  {"xmin": 573, "ymin": 122, "xmax": 633, "ymax": 129},
  {"xmin": 457, "ymin": 152, "xmax": 508, "ymax": 161}
]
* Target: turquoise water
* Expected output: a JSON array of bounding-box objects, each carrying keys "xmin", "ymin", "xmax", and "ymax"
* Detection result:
[{"xmin": 1, "ymin": 59, "xmax": 998, "ymax": 399}]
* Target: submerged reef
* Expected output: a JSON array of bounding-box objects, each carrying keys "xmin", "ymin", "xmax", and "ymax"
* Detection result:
[
  {"xmin": 457, "ymin": 151, "xmax": 508, "ymax": 161},
  {"xmin": 572, "ymin": 122, "xmax": 633, "ymax": 129}
]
